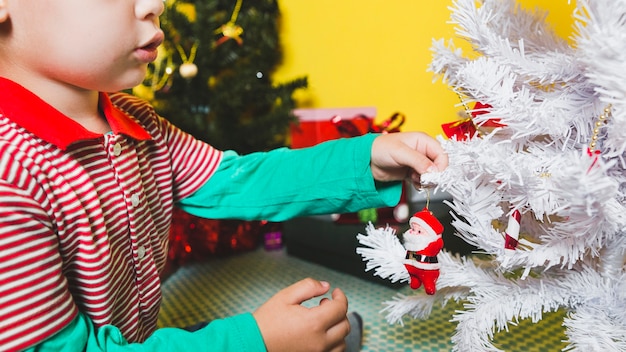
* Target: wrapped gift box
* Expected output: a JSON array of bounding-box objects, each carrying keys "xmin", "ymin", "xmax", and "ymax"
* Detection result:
[{"xmin": 290, "ymin": 107, "xmax": 376, "ymax": 148}]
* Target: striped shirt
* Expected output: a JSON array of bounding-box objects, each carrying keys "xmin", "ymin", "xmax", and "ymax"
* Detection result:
[{"xmin": 0, "ymin": 77, "xmax": 222, "ymax": 352}]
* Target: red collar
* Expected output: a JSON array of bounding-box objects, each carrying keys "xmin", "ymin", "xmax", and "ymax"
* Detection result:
[{"xmin": 0, "ymin": 77, "xmax": 151, "ymax": 150}]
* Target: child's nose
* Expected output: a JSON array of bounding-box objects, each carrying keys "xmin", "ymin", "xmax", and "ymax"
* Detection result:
[{"xmin": 136, "ymin": 0, "xmax": 165, "ymax": 21}]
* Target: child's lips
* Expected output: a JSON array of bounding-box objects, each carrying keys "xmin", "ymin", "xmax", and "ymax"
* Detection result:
[
  {"xmin": 136, "ymin": 31, "xmax": 164, "ymax": 63},
  {"xmin": 141, "ymin": 32, "xmax": 165, "ymax": 50}
]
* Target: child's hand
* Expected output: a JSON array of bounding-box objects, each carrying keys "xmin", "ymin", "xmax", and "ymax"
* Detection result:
[
  {"xmin": 371, "ymin": 132, "xmax": 448, "ymax": 188},
  {"xmin": 253, "ymin": 278, "xmax": 350, "ymax": 352}
]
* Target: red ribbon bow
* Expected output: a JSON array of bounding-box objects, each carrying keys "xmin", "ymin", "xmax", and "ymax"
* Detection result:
[
  {"xmin": 331, "ymin": 112, "xmax": 406, "ymax": 137},
  {"xmin": 441, "ymin": 117, "xmax": 477, "ymax": 141},
  {"xmin": 441, "ymin": 102, "xmax": 505, "ymax": 140}
]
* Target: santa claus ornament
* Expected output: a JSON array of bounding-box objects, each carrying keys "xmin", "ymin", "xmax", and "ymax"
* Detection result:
[
  {"xmin": 356, "ymin": 207, "xmax": 445, "ymax": 295},
  {"xmin": 403, "ymin": 209, "xmax": 444, "ymax": 294}
]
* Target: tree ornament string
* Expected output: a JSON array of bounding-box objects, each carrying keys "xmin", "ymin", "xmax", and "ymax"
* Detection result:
[
  {"xmin": 587, "ymin": 104, "xmax": 612, "ymax": 172},
  {"xmin": 457, "ymin": 93, "xmax": 472, "ymax": 116},
  {"xmin": 588, "ymin": 104, "xmax": 612, "ymax": 153},
  {"xmin": 458, "ymin": 93, "xmax": 480, "ymax": 137},
  {"xmin": 585, "ymin": 104, "xmax": 623, "ymax": 283},
  {"xmin": 440, "ymin": 93, "xmax": 480, "ymax": 141},
  {"xmin": 148, "ymin": 49, "xmax": 174, "ymax": 92},
  {"xmin": 214, "ymin": 0, "xmax": 244, "ymax": 47},
  {"xmin": 175, "ymin": 41, "xmax": 199, "ymax": 79}
]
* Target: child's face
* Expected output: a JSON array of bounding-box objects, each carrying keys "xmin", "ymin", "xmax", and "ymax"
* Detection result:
[{"xmin": 0, "ymin": 0, "xmax": 164, "ymax": 92}]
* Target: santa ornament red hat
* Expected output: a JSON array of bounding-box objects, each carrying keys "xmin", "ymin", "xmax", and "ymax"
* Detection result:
[{"xmin": 409, "ymin": 208, "xmax": 444, "ymax": 236}]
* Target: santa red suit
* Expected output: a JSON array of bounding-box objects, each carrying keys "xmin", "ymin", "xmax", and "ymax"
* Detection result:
[{"xmin": 402, "ymin": 208, "xmax": 444, "ymax": 295}]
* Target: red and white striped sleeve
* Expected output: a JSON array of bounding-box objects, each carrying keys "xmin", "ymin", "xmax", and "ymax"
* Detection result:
[
  {"xmin": 157, "ymin": 116, "xmax": 223, "ymax": 201},
  {"xmin": 0, "ymin": 181, "xmax": 78, "ymax": 352}
]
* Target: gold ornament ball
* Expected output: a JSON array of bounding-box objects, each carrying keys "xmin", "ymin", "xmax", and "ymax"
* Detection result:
[{"xmin": 179, "ymin": 62, "xmax": 198, "ymax": 79}]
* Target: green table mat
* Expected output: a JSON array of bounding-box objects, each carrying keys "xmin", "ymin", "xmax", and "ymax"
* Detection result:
[{"xmin": 159, "ymin": 248, "xmax": 567, "ymax": 351}]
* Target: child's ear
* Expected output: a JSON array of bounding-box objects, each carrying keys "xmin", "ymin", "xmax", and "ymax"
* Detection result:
[{"xmin": 0, "ymin": 0, "xmax": 7, "ymax": 23}]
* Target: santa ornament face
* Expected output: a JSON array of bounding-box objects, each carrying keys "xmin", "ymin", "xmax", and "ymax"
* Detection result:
[{"xmin": 402, "ymin": 208, "xmax": 444, "ymax": 295}]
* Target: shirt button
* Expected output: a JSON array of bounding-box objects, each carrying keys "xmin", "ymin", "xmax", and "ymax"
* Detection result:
[
  {"xmin": 113, "ymin": 143, "xmax": 122, "ymax": 156},
  {"xmin": 130, "ymin": 194, "xmax": 140, "ymax": 207},
  {"xmin": 137, "ymin": 246, "xmax": 146, "ymax": 259}
]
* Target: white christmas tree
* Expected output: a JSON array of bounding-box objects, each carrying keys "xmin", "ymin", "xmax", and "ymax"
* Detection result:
[{"xmin": 357, "ymin": 0, "xmax": 626, "ymax": 350}]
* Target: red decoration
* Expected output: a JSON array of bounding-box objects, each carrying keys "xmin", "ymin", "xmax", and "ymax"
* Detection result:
[
  {"xmin": 332, "ymin": 112, "xmax": 406, "ymax": 136},
  {"xmin": 472, "ymin": 102, "xmax": 506, "ymax": 127},
  {"xmin": 441, "ymin": 117, "xmax": 477, "ymax": 141},
  {"xmin": 168, "ymin": 207, "xmax": 265, "ymax": 265},
  {"xmin": 442, "ymin": 101, "xmax": 506, "ymax": 140},
  {"xmin": 504, "ymin": 209, "xmax": 522, "ymax": 250},
  {"xmin": 290, "ymin": 108, "xmax": 406, "ymax": 149},
  {"xmin": 214, "ymin": 22, "xmax": 244, "ymax": 47},
  {"xmin": 587, "ymin": 147, "xmax": 601, "ymax": 173}
]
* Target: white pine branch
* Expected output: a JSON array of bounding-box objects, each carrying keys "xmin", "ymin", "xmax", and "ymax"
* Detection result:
[{"xmin": 356, "ymin": 223, "xmax": 408, "ymax": 283}]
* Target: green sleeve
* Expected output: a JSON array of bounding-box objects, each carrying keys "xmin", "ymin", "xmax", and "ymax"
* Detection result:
[
  {"xmin": 27, "ymin": 312, "xmax": 266, "ymax": 352},
  {"xmin": 178, "ymin": 134, "xmax": 402, "ymax": 221}
]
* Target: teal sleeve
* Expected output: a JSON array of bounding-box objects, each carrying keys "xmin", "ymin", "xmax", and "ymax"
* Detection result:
[
  {"xmin": 178, "ymin": 134, "xmax": 402, "ymax": 221},
  {"xmin": 27, "ymin": 312, "xmax": 266, "ymax": 352}
]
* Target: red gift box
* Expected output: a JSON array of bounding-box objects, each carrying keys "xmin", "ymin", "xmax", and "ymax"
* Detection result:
[{"xmin": 290, "ymin": 107, "xmax": 376, "ymax": 149}]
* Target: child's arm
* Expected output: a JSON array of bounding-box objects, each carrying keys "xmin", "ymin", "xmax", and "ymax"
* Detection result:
[
  {"xmin": 177, "ymin": 131, "xmax": 447, "ymax": 221},
  {"xmin": 27, "ymin": 279, "xmax": 345, "ymax": 352},
  {"xmin": 25, "ymin": 310, "xmax": 266, "ymax": 352},
  {"xmin": 177, "ymin": 134, "xmax": 401, "ymax": 221}
]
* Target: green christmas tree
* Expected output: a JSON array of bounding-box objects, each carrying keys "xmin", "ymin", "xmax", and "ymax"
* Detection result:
[
  {"xmin": 135, "ymin": 0, "xmax": 307, "ymax": 154},
  {"xmin": 133, "ymin": 0, "xmax": 307, "ymax": 263}
]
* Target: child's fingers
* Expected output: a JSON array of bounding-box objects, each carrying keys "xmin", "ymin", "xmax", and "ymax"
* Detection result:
[
  {"xmin": 312, "ymin": 288, "xmax": 348, "ymax": 326},
  {"xmin": 393, "ymin": 142, "xmax": 440, "ymax": 175},
  {"xmin": 331, "ymin": 287, "xmax": 348, "ymax": 305},
  {"xmin": 412, "ymin": 135, "xmax": 448, "ymax": 173},
  {"xmin": 426, "ymin": 143, "xmax": 449, "ymax": 172},
  {"xmin": 324, "ymin": 316, "xmax": 351, "ymax": 351},
  {"xmin": 314, "ymin": 288, "xmax": 351, "ymax": 350},
  {"xmin": 277, "ymin": 278, "xmax": 331, "ymax": 305}
]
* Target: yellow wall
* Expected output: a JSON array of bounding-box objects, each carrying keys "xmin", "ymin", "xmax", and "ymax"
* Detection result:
[{"xmin": 273, "ymin": 0, "xmax": 576, "ymax": 137}]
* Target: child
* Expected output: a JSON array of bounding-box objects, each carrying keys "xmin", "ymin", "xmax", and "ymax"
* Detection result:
[{"xmin": 0, "ymin": 1, "xmax": 448, "ymax": 351}]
